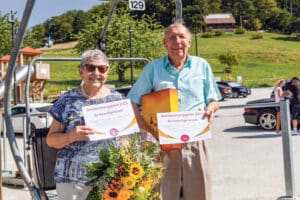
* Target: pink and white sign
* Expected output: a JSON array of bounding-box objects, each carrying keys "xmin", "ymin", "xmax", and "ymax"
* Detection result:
[
  {"xmin": 82, "ymin": 99, "xmax": 139, "ymax": 141},
  {"xmin": 157, "ymin": 111, "xmax": 211, "ymax": 144}
]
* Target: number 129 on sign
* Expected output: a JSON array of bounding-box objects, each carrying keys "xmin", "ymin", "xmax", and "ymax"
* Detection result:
[{"xmin": 129, "ymin": 0, "xmax": 145, "ymax": 11}]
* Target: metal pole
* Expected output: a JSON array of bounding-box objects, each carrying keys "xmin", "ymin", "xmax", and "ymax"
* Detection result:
[
  {"xmin": 194, "ymin": 30, "xmax": 198, "ymax": 56},
  {"xmin": 175, "ymin": 0, "xmax": 182, "ymax": 20},
  {"xmin": 129, "ymin": 27, "xmax": 133, "ymax": 85},
  {"xmin": 3, "ymin": 1, "xmax": 43, "ymax": 199},
  {"xmin": 239, "ymin": 2, "xmax": 243, "ymax": 27},
  {"xmin": 97, "ymin": 0, "xmax": 119, "ymax": 51},
  {"xmin": 278, "ymin": 99, "xmax": 300, "ymax": 200},
  {"xmin": 9, "ymin": 11, "xmax": 18, "ymax": 105},
  {"xmin": 2, "ymin": 117, "xmax": 7, "ymax": 171}
]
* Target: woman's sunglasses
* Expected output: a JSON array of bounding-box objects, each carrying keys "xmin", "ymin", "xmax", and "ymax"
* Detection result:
[{"xmin": 84, "ymin": 64, "xmax": 109, "ymax": 73}]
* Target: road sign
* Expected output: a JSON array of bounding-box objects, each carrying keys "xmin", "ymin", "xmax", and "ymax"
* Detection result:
[{"xmin": 129, "ymin": 0, "xmax": 145, "ymax": 11}]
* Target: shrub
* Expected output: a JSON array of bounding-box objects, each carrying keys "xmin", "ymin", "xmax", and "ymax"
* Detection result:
[
  {"xmin": 235, "ymin": 26, "xmax": 246, "ymax": 34},
  {"xmin": 251, "ymin": 32, "xmax": 263, "ymax": 39},
  {"xmin": 214, "ymin": 29, "xmax": 224, "ymax": 36},
  {"xmin": 202, "ymin": 32, "xmax": 213, "ymax": 38},
  {"xmin": 206, "ymin": 27, "xmax": 213, "ymax": 32}
]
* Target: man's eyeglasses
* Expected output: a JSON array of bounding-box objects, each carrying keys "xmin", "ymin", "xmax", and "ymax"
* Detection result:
[{"xmin": 84, "ymin": 64, "xmax": 109, "ymax": 73}]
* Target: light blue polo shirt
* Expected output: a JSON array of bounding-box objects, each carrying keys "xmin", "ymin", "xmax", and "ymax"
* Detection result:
[{"xmin": 127, "ymin": 55, "xmax": 221, "ymax": 111}]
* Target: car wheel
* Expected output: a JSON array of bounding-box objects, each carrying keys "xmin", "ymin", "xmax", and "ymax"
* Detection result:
[
  {"xmin": 243, "ymin": 93, "xmax": 247, "ymax": 97},
  {"xmin": 232, "ymin": 91, "xmax": 238, "ymax": 98},
  {"xmin": 258, "ymin": 110, "xmax": 276, "ymax": 130}
]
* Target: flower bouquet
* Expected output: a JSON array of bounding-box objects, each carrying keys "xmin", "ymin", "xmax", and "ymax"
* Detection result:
[{"xmin": 85, "ymin": 133, "xmax": 164, "ymax": 200}]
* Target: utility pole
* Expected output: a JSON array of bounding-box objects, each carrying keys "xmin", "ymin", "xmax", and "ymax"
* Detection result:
[
  {"xmin": 194, "ymin": 27, "xmax": 198, "ymax": 56},
  {"xmin": 129, "ymin": 27, "xmax": 133, "ymax": 86},
  {"xmin": 8, "ymin": 10, "xmax": 18, "ymax": 105},
  {"xmin": 239, "ymin": 2, "xmax": 243, "ymax": 27}
]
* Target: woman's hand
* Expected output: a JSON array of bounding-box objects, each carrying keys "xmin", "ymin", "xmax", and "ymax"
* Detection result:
[
  {"xmin": 69, "ymin": 126, "xmax": 95, "ymax": 142},
  {"xmin": 47, "ymin": 120, "xmax": 95, "ymax": 149}
]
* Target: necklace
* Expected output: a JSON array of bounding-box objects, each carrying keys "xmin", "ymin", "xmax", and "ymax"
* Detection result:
[
  {"xmin": 79, "ymin": 84, "xmax": 109, "ymax": 99},
  {"xmin": 80, "ymin": 84, "xmax": 90, "ymax": 98}
]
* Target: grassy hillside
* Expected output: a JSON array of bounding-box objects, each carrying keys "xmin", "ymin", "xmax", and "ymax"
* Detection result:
[
  {"xmin": 39, "ymin": 31, "xmax": 300, "ymax": 98},
  {"xmin": 194, "ymin": 32, "xmax": 300, "ymax": 88}
]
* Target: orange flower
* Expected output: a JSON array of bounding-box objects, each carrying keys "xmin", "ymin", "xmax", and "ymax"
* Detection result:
[
  {"xmin": 104, "ymin": 188, "xmax": 119, "ymax": 200},
  {"xmin": 117, "ymin": 189, "xmax": 133, "ymax": 200},
  {"xmin": 129, "ymin": 163, "xmax": 144, "ymax": 179},
  {"xmin": 122, "ymin": 176, "xmax": 136, "ymax": 189}
]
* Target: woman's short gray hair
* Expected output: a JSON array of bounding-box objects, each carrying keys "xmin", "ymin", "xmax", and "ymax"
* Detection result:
[{"xmin": 80, "ymin": 49, "xmax": 109, "ymax": 67}]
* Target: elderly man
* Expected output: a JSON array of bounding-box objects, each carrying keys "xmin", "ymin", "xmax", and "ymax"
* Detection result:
[{"xmin": 127, "ymin": 21, "xmax": 221, "ymax": 200}]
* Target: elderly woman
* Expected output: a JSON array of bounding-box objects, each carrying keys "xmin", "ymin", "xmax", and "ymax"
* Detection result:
[{"xmin": 46, "ymin": 49, "xmax": 142, "ymax": 200}]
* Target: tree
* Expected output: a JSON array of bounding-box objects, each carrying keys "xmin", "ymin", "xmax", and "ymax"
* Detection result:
[
  {"xmin": 208, "ymin": 0, "xmax": 222, "ymax": 13},
  {"xmin": 253, "ymin": 18, "xmax": 263, "ymax": 31},
  {"xmin": 183, "ymin": 5, "xmax": 203, "ymax": 30},
  {"xmin": 290, "ymin": 17, "xmax": 300, "ymax": 33},
  {"xmin": 44, "ymin": 10, "xmax": 89, "ymax": 43},
  {"xmin": 218, "ymin": 50, "xmax": 239, "ymax": 78},
  {"xmin": 265, "ymin": 7, "xmax": 294, "ymax": 32},
  {"xmin": 254, "ymin": 0, "xmax": 278, "ymax": 27},
  {"xmin": 221, "ymin": 0, "xmax": 235, "ymax": 12},
  {"xmin": 75, "ymin": 4, "xmax": 164, "ymax": 82},
  {"xmin": 276, "ymin": 0, "xmax": 300, "ymax": 17},
  {"xmin": 72, "ymin": 10, "xmax": 89, "ymax": 35},
  {"xmin": 233, "ymin": 0, "xmax": 256, "ymax": 29},
  {"xmin": 0, "ymin": 12, "xmax": 19, "ymax": 56},
  {"xmin": 142, "ymin": 0, "xmax": 175, "ymax": 26},
  {"xmin": 23, "ymin": 24, "xmax": 46, "ymax": 48}
]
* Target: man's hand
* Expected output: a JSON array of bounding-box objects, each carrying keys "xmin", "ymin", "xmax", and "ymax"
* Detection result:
[
  {"xmin": 204, "ymin": 108, "xmax": 215, "ymax": 124},
  {"xmin": 203, "ymin": 101, "xmax": 219, "ymax": 124}
]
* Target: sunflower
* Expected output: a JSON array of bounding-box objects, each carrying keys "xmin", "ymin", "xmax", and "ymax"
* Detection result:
[
  {"xmin": 104, "ymin": 188, "xmax": 119, "ymax": 200},
  {"xmin": 85, "ymin": 133, "xmax": 163, "ymax": 200},
  {"xmin": 117, "ymin": 189, "xmax": 133, "ymax": 200},
  {"xmin": 141, "ymin": 176, "xmax": 153, "ymax": 191},
  {"xmin": 129, "ymin": 163, "xmax": 144, "ymax": 179},
  {"xmin": 122, "ymin": 176, "xmax": 136, "ymax": 189}
]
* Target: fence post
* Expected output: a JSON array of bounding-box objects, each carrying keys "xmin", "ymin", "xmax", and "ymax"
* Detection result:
[{"xmin": 278, "ymin": 99, "xmax": 300, "ymax": 200}]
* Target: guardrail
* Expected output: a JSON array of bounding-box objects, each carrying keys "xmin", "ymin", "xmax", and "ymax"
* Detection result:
[
  {"xmin": 221, "ymin": 101, "xmax": 278, "ymax": 109},
  {"xmin": 221, "ymin": 99, "xmax": 299, "ymax": 200}
]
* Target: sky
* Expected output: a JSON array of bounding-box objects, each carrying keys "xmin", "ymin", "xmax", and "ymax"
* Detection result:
[{"xmin": 0, "ymin": 0, "xmax": 106, "ymax": 28}]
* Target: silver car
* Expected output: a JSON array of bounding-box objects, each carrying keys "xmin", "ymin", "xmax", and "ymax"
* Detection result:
[{"xmin": 10, "ymin": 103, "xmax": 53, "ymax": 133}]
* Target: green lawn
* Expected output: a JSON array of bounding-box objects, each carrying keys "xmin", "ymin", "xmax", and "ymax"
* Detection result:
[{"xmin": 39, "ymin": 31, "xmax": 300, "ymax": 98}]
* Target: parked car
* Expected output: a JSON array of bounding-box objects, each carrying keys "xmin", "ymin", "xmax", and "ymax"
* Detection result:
[
  {"xmin": 217, "ymin": 83, "xmax": 232, "ymax": 101},
  {"xmin": 116, "ymin": 85, "xmax": 231, "ymax": 102},
  {"xmin": 217, "ymin": 81, "xmax": 251, "ymax": 98},
  {"xmin": 115, "ymin": 86, "xmax": 131, "ymax": 97},
  {"xmin": 10, "ymin": 103, "xmax": 53, "ymax": 133},
  {"xmin": 243, "ymin": 98, "xmax": 300, "ymax": 130}
]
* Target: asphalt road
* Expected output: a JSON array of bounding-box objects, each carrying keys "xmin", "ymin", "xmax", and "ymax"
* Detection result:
[
  {"xmin": 1, "ymin": 87, "xmax": 300, "ymax": 200},
  {"xmin": 210, "ymin": 87, "xmax": 300, "ymax": 200}
]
